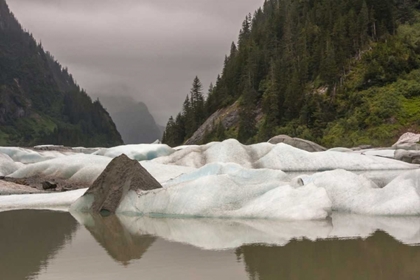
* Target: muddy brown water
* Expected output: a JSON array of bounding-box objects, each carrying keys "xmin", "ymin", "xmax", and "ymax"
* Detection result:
[{"xmin": 1, "ymin": 210, "xmax": 420, "ymax": 280}]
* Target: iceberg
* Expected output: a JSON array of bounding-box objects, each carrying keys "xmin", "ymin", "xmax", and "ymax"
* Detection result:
[
  {"xmin": 93, "ymin": 144, "xmax": 175, "ymax": 161},
  {"xmin": 0, "ymin": 147, "xmax": 71, "ymax": 164},
  {"xmin": 9, "ymin": 154, "xmax": 112, "ymax": 185},
  {"xmin": 0, "ymin": 188, "xmax": 86, "ymax": 212},
  {"xmin": 112, "ymin": 163, "xmax": 331, "ymax": 220},
  {"xmin": 298, "ymin": 169, "xmax": 420, "ymax": 215},
  {"xmin": 0, "ymin": 153, "xmax": 22, "ymax": 176},
  {"xmin": 154, "ymin": 139, "xmax": 418, "ymax": 171},
  {"xmin": 9, "ymin": 154, "xmax": 194, "ymax": 186}
]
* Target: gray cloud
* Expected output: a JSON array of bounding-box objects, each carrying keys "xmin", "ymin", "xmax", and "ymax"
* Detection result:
[{"xmin": 7, "ymin": 0, "xmax": 264, "ymax": 124}]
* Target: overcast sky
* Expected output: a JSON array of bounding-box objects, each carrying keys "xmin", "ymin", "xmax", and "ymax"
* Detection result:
[{"xmin": 7, "ymin": 0, "xmax": 264, "ymax": 125}]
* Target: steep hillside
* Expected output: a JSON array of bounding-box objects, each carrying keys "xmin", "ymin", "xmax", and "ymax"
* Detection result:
[
  {"xmin": 164, "ymin": 0, "xmax": 420, "ymax": 147},
  {"xmin": 96, "ymin": 95, "xmax": 162, "ymax": 144},
  {"xmin": 0, "ymin": 0, "xmax": 122, "ymax": 147}
]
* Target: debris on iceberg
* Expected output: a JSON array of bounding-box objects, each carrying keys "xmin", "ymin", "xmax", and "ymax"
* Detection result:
[
  {"xmin": 393, "ymin": 132, "xmax": 420, "ymax": 149},
  {"xmin": 154, "ymin": 139, "xmax": 418, "ymax": 171},
  {"xmin": 93, "ymin": 144, "xmax": 175, "ymax": 161},
  {"xmin": 71, "ymin": 154, "xmax": 162, "ymax": 214}
]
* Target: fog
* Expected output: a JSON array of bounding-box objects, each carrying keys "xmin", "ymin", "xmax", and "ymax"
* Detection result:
[{"xmin": 7, "ymin": 0, "xmax": 264, "ymax": 125}]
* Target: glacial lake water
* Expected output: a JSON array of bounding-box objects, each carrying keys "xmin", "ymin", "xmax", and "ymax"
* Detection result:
[{"xmin": 1, "ymin": 210, "xmax": 420, "ymax": 280}]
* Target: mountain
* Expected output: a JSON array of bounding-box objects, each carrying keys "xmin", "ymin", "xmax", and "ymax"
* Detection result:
[
  {"xmin": 95, "ymin": 95, "xmax": 162, "ymax": 144},
  {"xmin": 163, "ymin": 0, "xmax": 420, "ymax": 148},
  {"xmin": 0, "ymin": 0, "xmax": 122, "ymax": 147}
]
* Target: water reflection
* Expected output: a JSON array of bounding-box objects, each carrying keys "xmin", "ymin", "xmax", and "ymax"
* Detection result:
[
  {"xmin": 2, "ymin": 210, "xmax": 420, "ymax": 280},
  {"xmin": 72, "ymin": 213, "xmax": 156, "ymax": 265},
  {"xmin": 0, "ymin": 210, "xmax": 78, "ymax": 280},
  {"xmin": 237, "ymin": 231, "xmax": 420, "ymax": 280},
  {"xmin": 73, "ymin": 212, "xmax": 420, "ymax": 252}
]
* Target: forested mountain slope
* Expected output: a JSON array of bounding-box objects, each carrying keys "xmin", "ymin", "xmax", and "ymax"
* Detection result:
[
  {"xmin": 0, "ymin": 0, "xmax": 122, "ymax": 147},
  {"xmin": 164, "ymin": 0, "xmax": 420, "ymax": 147}
]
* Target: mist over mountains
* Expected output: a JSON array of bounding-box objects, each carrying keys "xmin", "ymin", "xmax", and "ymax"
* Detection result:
[{"xmin": 94, "ymin": 95, "xmax": 162, "ymax": 144}]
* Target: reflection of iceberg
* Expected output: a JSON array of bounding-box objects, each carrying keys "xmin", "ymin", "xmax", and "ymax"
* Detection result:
[
  {"xmin": 72, "ymin": 213, "xmax": 420, "ymax": 253},
  {"xmin": 72, "ymin": 212, "xmax": 155, "ymax": 265}
]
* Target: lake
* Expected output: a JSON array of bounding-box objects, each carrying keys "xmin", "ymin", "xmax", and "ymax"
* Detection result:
[{"xmin": 1, "ymin": 210, "xmax": 420, "ymax": 280}]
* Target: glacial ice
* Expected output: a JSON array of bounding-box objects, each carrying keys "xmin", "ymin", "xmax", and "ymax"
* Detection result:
[
  {"xmin": 93, "ymin": 144, "xmax": 175, "ymax": 161},
  {"xmin": 0, "ymin": 147, "xmax": 71, "ymax": 164},
  {"xmin": 114, "ymin": 163, "xmax": 331, "ymax": 220},
  {"xmin": 154, "ymin": 139, "xmax": 417, "ymax": 171},
  {"xmin": 2, "ymin": 140, "xmax": 420, "ymax": 220},
  {"xmin": 0, "ymin": 153, "xmax": 23, "ymax": 176},
  {"xmin": 0, "ymin": 188, "xmax": 86, "ymax": 212},
  {"xmin": 299, "ymin": 169, "xmax": 420, "ymax": 215},
  {"xmin": 9, "ymin": 154, "xmax": 194, "ymax": 185},
  {"xmin": 10, "ymin": 154, "xmax": 112, "ymax": 185}
]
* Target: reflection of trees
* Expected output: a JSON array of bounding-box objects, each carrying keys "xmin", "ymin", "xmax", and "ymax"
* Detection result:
[
  {"xmin": 79, "ymin": 214, "xmax": 156, "ymax": 265},
  {"xmin": 237, "ymin": 231, "xmax": 420, "ymax": 280},
  {"xmin": 0, "ymin": 210, "xmax": 79, "ymax": 280}
]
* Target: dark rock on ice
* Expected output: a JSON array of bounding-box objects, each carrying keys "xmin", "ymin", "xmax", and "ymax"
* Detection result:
[
  {"xmin": 268, "ymin": 135, "xmax": 326, "ymax": 152},
  {"xmin": 82, "ymin": 154, "xmax": 162, "ymax": 214}
]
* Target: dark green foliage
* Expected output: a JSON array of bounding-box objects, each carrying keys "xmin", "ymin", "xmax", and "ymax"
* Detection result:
[
  {"xmin": 166, "ymin": 0, "xmax": 420, "ymax": 147},
  {"xmin": 163, "ymin": 77, "xmax": 205, "ymax": 146},
  {"xmin": 0, "ymin": 0, "xmax": 122, "ymax": 147}
]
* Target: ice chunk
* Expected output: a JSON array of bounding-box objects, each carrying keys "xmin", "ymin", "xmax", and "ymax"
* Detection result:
[
  {"xmin": 9, "ymin": 154, "xmax": 195, "ymax": 185},
  {"xmin": 299, "ymin": 169, "xmax": 420, "ymax": 215},
  {"xmin": 154, "ymin": 139, "xmax": 417, "ymax": 171},
  {"xmin": 9, "ymin": 154, "xmax": 112, "ymax": 185},
  {"xmin": 116, "ymin": 168, "xmax": 331, "ymax": 220},
  {"xmin": 0, "ymin": 147, "xmax": 71, "ymax": 164},
  {"xmin": 93, "ymin": 144, "xmax": 175, "ymax": 161},
  {"xmin": 166, "ymin": 162, "xmax": 288, "ymax": 186},
  {"xmin": 0, "ymin": 188, "xmax": 86, "ymax": 212},
  {"xmin": 0, "ymin": 153, "xmax": 23, "ymax": 176}
]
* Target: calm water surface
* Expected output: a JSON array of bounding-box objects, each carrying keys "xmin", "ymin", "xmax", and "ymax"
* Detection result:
[{"xmin": 1, "ymin": 210, "xmax": 420, "ymax": 280}]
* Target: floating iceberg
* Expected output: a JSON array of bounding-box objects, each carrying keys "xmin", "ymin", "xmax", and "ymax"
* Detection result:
[
  {"xmin": 93, "ymin": 144, "xmax": 175, "ymax": 161},
  {"xmin": 299, "ymin": 169, "xmax": 420, "ymax": 215},
  {"xmin": 9, "ymin": 154, "xmax": 112, "ymax": 185},
  {"xmin": 9, "ymin": 154, "xmax": 194, "ymax": 186},
  {"xmin": 102, "ymin": 163, "xmax": 332, "ymax": 220},
  {"xmin": 0, "ymin": 188, "xmax": 86, "ymax": 212},
  {"xmin": 0, "ymin": 153, "xmax": 23, "ymax": 176},
  {"xmin": 0, "ymin": 147, "xmax": 71, "ymax": 164},
  {"xmin": 154, "ymin": 139, "xmax": 417, "ymax": 171}
]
